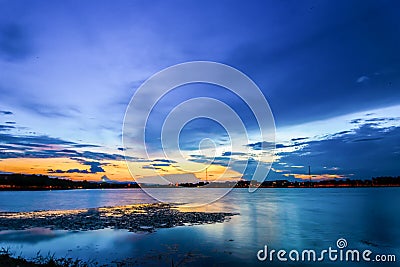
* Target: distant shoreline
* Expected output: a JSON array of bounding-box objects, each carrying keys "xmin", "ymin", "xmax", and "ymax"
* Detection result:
[
  {"xmin": 1, "ymin": 173, "xmax": 400, "ymax": 191},
  {"xmin": 2, "ymin": 184, "xmax": 400, "ymax": 191}
]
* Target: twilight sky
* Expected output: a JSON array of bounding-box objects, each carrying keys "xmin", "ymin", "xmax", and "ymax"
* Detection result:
[{"xmin": 0, "ymin": 0, "xmax": 399, "ymax": 183}]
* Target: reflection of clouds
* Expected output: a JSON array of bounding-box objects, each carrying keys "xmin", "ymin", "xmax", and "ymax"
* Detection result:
[{"xmin": 0, "ymin": 228, "xmax": 67, "ymax": 244}]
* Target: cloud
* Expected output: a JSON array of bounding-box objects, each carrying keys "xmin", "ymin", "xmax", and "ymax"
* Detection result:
[
  {"xmin": 142, "ymin": 165, "xmax": 158, "ymax": 170},
  {"xmin": 276, "ymin": 122, "xmax": 400, "ymax": 179},
  {"xmin": 0, "ymin": 0, "xmax": 399, "ymax": 183},
  {"xmin": 291, "ymin": 137, "xmax": 309, "ymax": 142},
  {"xmin": 221, "ymin": 151, "xmax": 246, "ymax": 156},
  {"xmin": 350, "ymin": 119, "xmax": 362, "ymax": 124},
  {"xmin": 356, "ymin": 76, "xmax": 369, "ymax": 83},
  {"xmin": 246, "ymin": 141, "xmax": 275, "ymax": 150},
  {"xmin": 49, "ymin": 168, "xmax": 89, "ymax": 174},
  {"xmin": 0, "ymin": 124, "xmax": 15, "ymax": 131},
  {"xmin": 21, "ymin": 103, "xmax": 81, "ymax": 119},
  {"xmin": 0, "ymin": 132, "xmax": 130, "ymax": 162},
  {"xmin": 141, "ymin": 159, "xmax": 177, "ymax": 171},
  {"xmin": 350, "ymin": 116, "xmax": 399, "ymax": 126},
  {"xmin": 48, "ymin": 159, "xmax": 105, "ymax": 174},
  {"xmin": 83, "ymin": 161, "xmax": 105, "ymax": 173},
  {"xmin": 226, "ymin": 1, "xmax": 400, "ymax": 127},
  {"xmin": 151, "ymin": 163, "xmax": 171, "ymax": 167},
  {"xmin": 153, "ymin": 159, "xmax": 177, "ymax": 163},
  {"xmin": 188, "ymin": 117, "xmax": 400, "ymax": 182},
  {"xmin": 0, "ymin": 132, "xmax": 74, "ymax": 146},
  {"xmin": 0, "ymin": 24, "xmax": 33, "ymax": 61},
  {"xmin": 72, "ymin": 144, "xmax": 101, "ymax": 148}
]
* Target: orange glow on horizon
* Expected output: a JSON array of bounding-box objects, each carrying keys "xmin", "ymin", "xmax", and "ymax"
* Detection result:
[
  {"xmin": 0, "ymin": 157, "xmax": 242, "ymax": 182},
  {"xmin": 284, "ymin": 173, "xmax": 345, "ymax": 180}
]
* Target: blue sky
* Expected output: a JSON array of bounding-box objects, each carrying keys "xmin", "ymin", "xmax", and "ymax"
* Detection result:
[{"xmin": 0, "ymin": 0, "xmax": 399, "ymax": 182}]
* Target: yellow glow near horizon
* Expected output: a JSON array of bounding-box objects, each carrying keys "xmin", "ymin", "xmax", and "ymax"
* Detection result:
[
  {"xmin": 284, "ymin": 173, "xmax": 345, "ymax": 180},
  {"xmin": 0, "ymin": 157, "xmax": 242, "ymax": 182}
]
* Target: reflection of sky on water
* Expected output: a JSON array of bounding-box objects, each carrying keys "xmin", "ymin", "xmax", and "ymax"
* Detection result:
[
  {"xmin": 0, "ymin": 228, "xmax": 67, "ymax": 244},
  {"xmin": 0, "ymin": 188, "xmax": 400, "ymax": 266},
  {"xmin": 0, "ymin": 189, "xmax": 155, "ymax": 212}
]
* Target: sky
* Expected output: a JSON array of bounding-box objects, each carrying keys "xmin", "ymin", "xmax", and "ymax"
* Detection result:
[{"xmin": 0, "ymin": 0, "xmax": 399, "ymax": 183}]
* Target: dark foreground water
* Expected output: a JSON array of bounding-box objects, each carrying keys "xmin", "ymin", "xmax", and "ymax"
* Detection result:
[{"xmin": 0, "ymin": 188, "xmax": 399, "ymax": 266}]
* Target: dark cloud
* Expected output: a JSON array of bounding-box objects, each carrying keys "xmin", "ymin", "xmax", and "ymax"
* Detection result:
[
  {"xmin": 8, "ymin": 142, "xmax": 48, "ymax": 148},
  {"xmin": 221, "ymin": 151, "xmax": 246, "ymax": 156},
  {"xmin": 246, "ymin": 141, "xmax": 275, "ymax": 150},
  {"xmin": 0, "ymin": 132, "xmax": 74, "ymax": 146},
  {"xmin": 72, "ymin": 144, "xmax": 101, "ymax": 148},
  {"xmin": 48, "ymin": 160, "xmax": 105, "ymax": 174},
  {"xmin": 352, "ymin": 137, "xmax": 383, "ymax": 143},
  {"xmin": 350, "ymin": 116, "xmax": 399, "ymax": 127},
  {"xmin": 365, "ymin": 117, "xmax": 398, "ymax": 123},
  {"xmin": 0, "ymin": 132, "xmax": 102, "ymax": 150},
  {"xmin": 277, "ymin": 123, "xmax": 400, "ymax": 179},
  {"xmin": 0, "ymin": 132, "xmax": 128, "ymax": 161},
  {"xmin": 0, "ymin": 110, "xmax": 13, "ymax": 115},
  {"xmin": 79, "ymin": 151, "xmax": 126, "ymax": 161},
  {"xmin": 0, "ymin": 24, "xmax": 33, "ymax": 61},
  {"xmin": 142, "ymin": 165, "xmax": 156, "ymax": 170},
  {"xmin": 350, "ymin": 119, "xmax": 362, "ymax": 124},
  {"xmin": 188, "ymin": 120, "xmax": 400, "ymax": 181},
  {"xmin": 228, "ymin": 0, "xmax": 400, "ymax": 127},
  {"xmin": 291, "ymin": 137, "xmax": 309, "ymax": 142},
  {"xmin": 151, "ymin": 163, "xmax": 170, "ymax": 167},
  {"xmin": 83, "ymin": 161, "xmax": 105, "ymax": 173},
  {"xmin": 333, "ymin": 130, "xmax": 353, "ymax": 136},
  {"xmin": 141, "ymin": 160, "xmax": 176, "ymax": 170},
  {"xmin": 153, "ymin": 159, "xmax": 177, "ymax": 163},
  {"xmin": 0, "ymin": 124, "xmax": 15, "ymax": 131},
  {"xmin": 48, "ymin": 168, "xmax": 89, "ymax": 174}
]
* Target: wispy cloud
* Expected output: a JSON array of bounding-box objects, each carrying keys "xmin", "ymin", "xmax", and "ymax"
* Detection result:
[
  {"xmin": 0, "ymin": 132, "xmax": 128, "ymax": 162},
  {"xmin": 0, "ymin": 110, "xmax": 13, "ymax": 115},
  {"xmin": 356, "ymin": 76, "xmax": 369, "ymax": 83},
  {"xmin": 0, "ymin": 124, "xmax": 15, "ymax": 131},
  {"xmin": 276, "ymin": 122, "xmax": 400, "ymax": 179}
]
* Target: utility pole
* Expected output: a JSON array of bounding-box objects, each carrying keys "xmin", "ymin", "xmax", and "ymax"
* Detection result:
[
  {"xmin": 308, "ymin": 165, "xmax": 311, "ymax": 187},
  {"xmin": 206, "ymin": 167, "xmax": 208, "ymax": 183}
]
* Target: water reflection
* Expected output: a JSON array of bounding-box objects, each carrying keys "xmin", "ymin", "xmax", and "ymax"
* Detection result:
[
  {"xmin": 0, "ymin": 188, "xmax": 399, "ymax": 266},
  {"xmin": 0, "ymin": 228, "xmax": 66, "ymax": 244}
]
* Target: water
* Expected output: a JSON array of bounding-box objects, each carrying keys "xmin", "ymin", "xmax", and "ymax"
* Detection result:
[{"xmin": 0, "ymin": 188, "xmax": 399, "ymax": 266}]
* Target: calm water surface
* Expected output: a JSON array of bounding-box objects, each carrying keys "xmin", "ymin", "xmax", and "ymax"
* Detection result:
[{"xmin": 0, "ymin": 188, "xmax": 399, "ymax": 266}]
